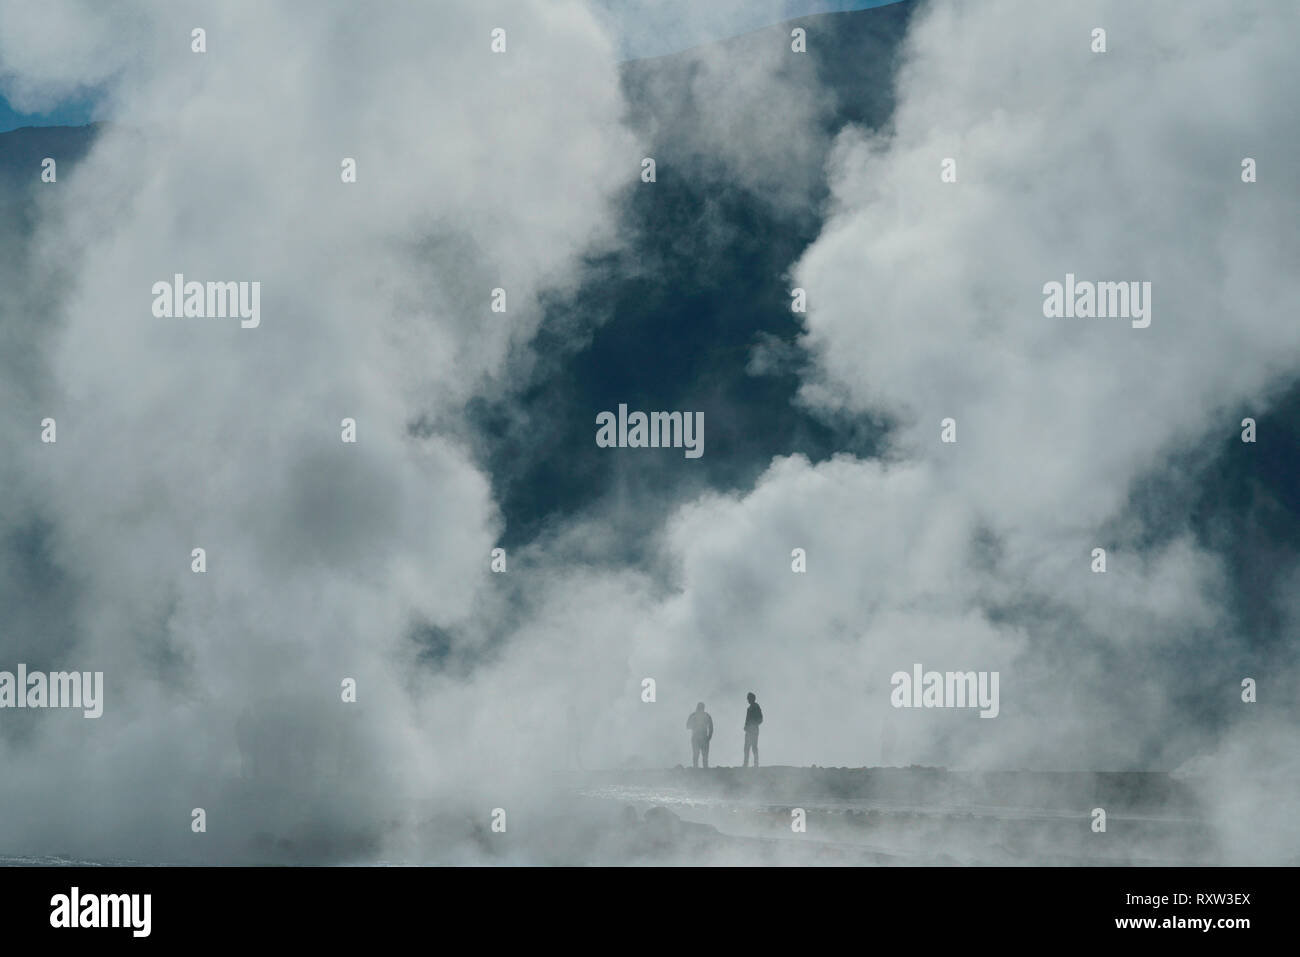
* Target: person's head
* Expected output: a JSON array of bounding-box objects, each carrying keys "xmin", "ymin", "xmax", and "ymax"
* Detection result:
[
  {"xmin": 696, "ymin": 702, "xmax": 705, "ymax": 712},
  {"xmin": 747, "ymin": 692, "xmax": 756, "ymax": 704}
]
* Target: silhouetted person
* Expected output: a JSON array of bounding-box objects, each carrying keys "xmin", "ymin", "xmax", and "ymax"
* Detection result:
[
  {"xmin": 743, "ymin": 692, "xmax": 762, "ymax": 767},
  {"xmin": 686, "ymin": 702, "xmax": 713, "ymax": 768}
]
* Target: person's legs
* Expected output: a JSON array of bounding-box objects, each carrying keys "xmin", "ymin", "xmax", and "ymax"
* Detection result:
[
  {"xmin": 701, "ymin": 739, "xmax": 710, "ymax": 768},
  {"xmin": 692, "ymin": 739, "xmax": 701, "ymax": 768},
  {"xmin": 744, "ymin": 730, "xmax": 759, "ymax": 766}
]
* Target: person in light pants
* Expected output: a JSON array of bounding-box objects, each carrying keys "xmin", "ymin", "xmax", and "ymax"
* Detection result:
[{"xmin": 743, "ymin": 692, "xmax": 762, "ymax": 767}]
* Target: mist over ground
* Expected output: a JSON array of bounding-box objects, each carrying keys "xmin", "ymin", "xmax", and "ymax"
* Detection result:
[{"xmin": 0, "ymin": 0, "xmax": 1296, "ymax": 865}]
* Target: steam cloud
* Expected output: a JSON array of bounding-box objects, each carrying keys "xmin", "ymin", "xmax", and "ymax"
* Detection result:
[{"xmin": 1, "ymin": 0, "xmax": 1296, "ymax": 864}]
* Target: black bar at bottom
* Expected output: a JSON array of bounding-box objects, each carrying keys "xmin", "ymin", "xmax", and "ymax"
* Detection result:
[{"xmin": 0, "ymin": 865, "xmax": 1276, "ymax": 943}]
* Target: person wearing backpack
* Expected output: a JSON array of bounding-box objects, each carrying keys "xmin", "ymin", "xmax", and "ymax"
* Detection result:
[{"xmin": 686, "ymin": 701, "xmax": 714, "ymax": 768}]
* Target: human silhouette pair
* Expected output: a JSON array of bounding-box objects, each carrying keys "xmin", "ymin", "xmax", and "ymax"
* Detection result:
[{"xmin": 686, "ymin": 693, "xmax": 762, "ymax": 768}]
